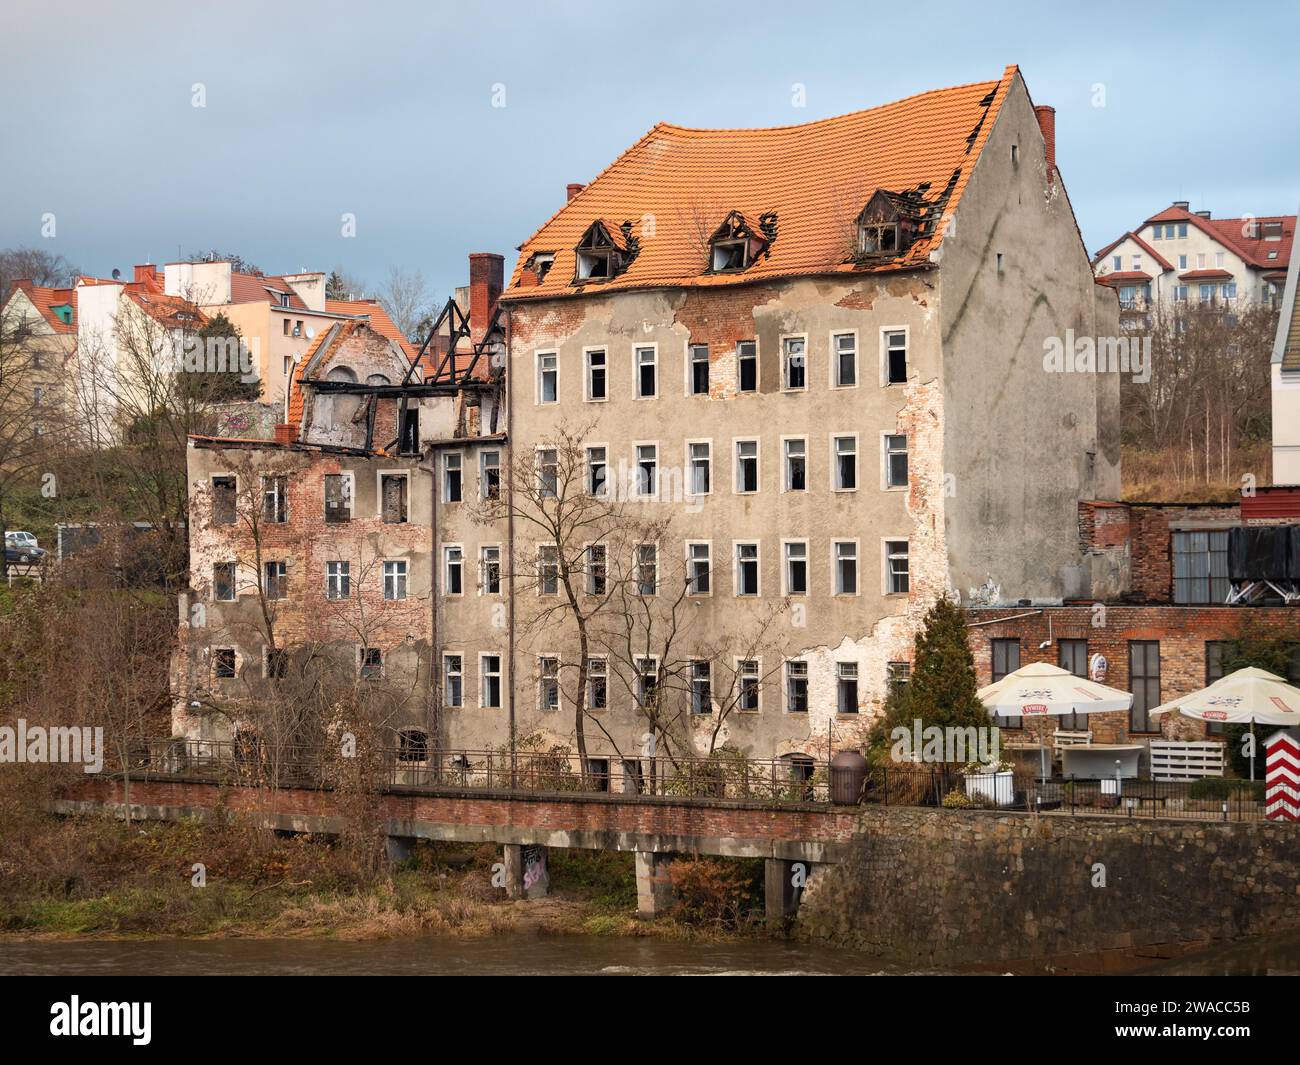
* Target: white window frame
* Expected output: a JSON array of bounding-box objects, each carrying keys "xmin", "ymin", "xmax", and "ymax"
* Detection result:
[
  {"xmin": 880, "ymin": 326, "xmax": 909, "ymax": 386},
  {"xmin": 832, "ymin": 537, "xmax": 860, "ymax": 597},
  {"xmin": 734, "ymin": 540, "xmax": 761, "ymax": 597},
  {"xmin": 781, "ymin": 435, "xmax": 808, "ymax": 493},
  {"xmin": 881, "ymin": 431, "xmax": 908, "ymax": 491},
  {"xmin": 536, "ymin": 350, "xmax": 559, "ymax": 405},
  {"xmin": 633, "ymin": 343, "xmax": 658, "ymax": 400},
  {"xmin": 685, "ymin": 539, "xmax": 712, "ymax": 597},
  {"xmin": 830, "ymin": 329, "xmax": 859, "ymax": 389},
  {"xmin": 480, "ymin": 448, "xmax": 502, "ymax": 500},
  {"xmin": 736, "ymin": 339, "xmax": 759, "ymax": 394},
  {"xmin": 537, "ymin": 542, "xmax": 559, "ymax": 596},
  {"xmin": 439, "ymin": 454, "xmax": 461, "ymax": 505},
  {"xmin": 479, "ymin": 543, "xmax": 502, "ymax": 596},
  {"xmin": 325, "ymin": 560, "xmax": 351, "ymax": 601},
  {"xmin": 586, "ymin": 443, "xmax": 609, "ymax": 498},
  {"xmin": 686, "ymin": 342, "xmax": 710, "ymax": 397},
  {"xmin": 689, "ymin": 659, "xmax": 713, "ymax": 715},
  {"xmin": 538, "ymin": 654, "xmax": 561, "ymax": 712},
  {"xmin": 882, "ymin": 537, "xmax": 910, "ymax": 596},
  {"xmin": 587, "ymin": 654, "xmax": 609, "ymax": 711},
  {"xmin": 443, "ymin": 543, "xmax": 464, "ymax": 597},
  {"xmin": 584, "ymin": 541, "xmax": 608, "ymax": 597},
  {"xmin": 536, "ymin": 446, "xmax": 559, "ymax": 498},
  {"xmin": 781, "ymin": 538, "xmax": 809, "ymax": 597},
  {"xmin": 383, "ymin": 559, "xmax": 409, "ymax": 601},
  {"xmin": 480, "ymin": 653, "xmax": 503, "ymax": 708},
  {"xmin": 737, "ymin": 657, "xmax": 762, "ymax": 712},
  {"xmin": 685, "ymin": 438, "xmax": 712, "ymax": 497},
  {"xmin": 633, "ymin": 441, "xmax": 658, "ymax": 498},
  {"xmin": 831, "ymin": 432, "xmax": 859, "ymax": 492},
  {"xmin": 635, "ymin": 541, "xmax": 659, "ymax": 597},
  {"xmin": 784, "ymin": 659, "xmax": 810, "ymax": 714},
  {"xmin": 733, "ymin": 436, "xmax": 760, "ymax": 495},
  {"xmin": 780, "ymin": 332, "xmax": 808, "ymax": 392},
  {"xmin": 443, "ymin": 653, "xmax": 464, "ymax": 708},
  {"xmin": 583, "ymin": 346, "xmax": 608, "ymax": 402}
]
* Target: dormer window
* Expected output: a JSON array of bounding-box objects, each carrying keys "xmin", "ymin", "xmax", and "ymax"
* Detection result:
[
  {"xmin": 854, "ymin": 188, "xmax": 920, "ymax": 262},
  {"xmin": 858, "ymin": 223, "xmax": 899, "ymax": 256},
  {"xmin": 1263, "ymin": 221, "xmax": 1283, "ymax": 240},
  {"xmin": 531, "ymin": 253, "xmax": 555, "ymax": 282},
  {"xmin": 574, "ymin": 222, "xmax": 627, "ymax": 282},
  {"xmin": 706, "ymin": 211, "xmax": 773, "ymax": 273}
]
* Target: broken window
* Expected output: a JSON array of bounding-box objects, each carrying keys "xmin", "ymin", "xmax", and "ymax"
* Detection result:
[
  {"xmin": 690, "ymin": 660, "xmax": 712, "ymax": 714},
  {"xmin": 481, "ymin": 655, "xmax": 502, "ymax": 707},
  {"xmin": 736, "ymin": 542, "xmax": 759, "ymax": 596},
  {"xmin": 837, "ymin": 662, "xmax": 859, "ymax": 714},
  {"xmin": 636, "ymin": 444, "xmax": 657, "ymax": 496},
  {"xmin": 858, "ymin": 222, "xmax": 899, "ymax": 255},
  {"xmin": 884, "ymin": 330, "xmax": 907, "ymax": 384},
  {"xmin": 689, "ymin": 344, "xmax": 710, "ymax": 395},
  {"xmin": 586, "ymin": 349, "xmax": 607, "ymax": 400},
  {"xmin": 397, "ymin": 729, "xmax": 428, "ymax": 762},
  {"xmin": 481, "ymin": 450, "xmax": 501, "ymax": 499},
  {"xmin": 834, "ymin": 435, "xmax": 857, "ymax": 491},
  {"xmin": 444, "ymin": 655, "xmax": 463, "ymax": 707},
  {"xmin": 782, "ymin": 337, "xmax": 806, "ymax": 389},
  {"xmin": 636, "ymin": 543, "xmax": 657, "ymax": 596},
  {"xmin": 213, "ymin": 562, "xmax": 236, "ymax": 602},
  {"xmin": 399, "ymin": 408, "xmax": 420, "ymax": 455},
  {"xmin": 326, "ymin": 561, "xmax": 350, "ymax": 600},
  {"xmin": 445, "ymin": 545, "xmax": 463, "ymax": 595},
  {"xmin": 735, "ymin": 439, "xmax": 758, "ymax": 493},
  {"xmin": 1172, "ymin": 530, "xmax": 1229, "ymax": 604},
  {"xmin": 887, "ymin": 661, "xmax": 911, "ymax": 693},
  {"xmin": 383, "ymin": 560, "xmax": 408, "ymax": 601},
  {"xmin": 441, "ymin": 455, "xmax": 461, "ymax": 505},
  {"xmin": 586, "ymin": 543, "xmax": 607, "ymax": 596},
  {"xmin": 786, "ymin": 661, "xmax": 809, "ymax": 712},
  {"xmin": 262, "ymin": 476, "xmax": 287, "ymax": 524},
  {"xmin": 784, "ymin": 438, "xmax": 806, "ymax": 492},
  {"xmin": 213, "ymin": 648, "xmax": 236, "ymax": 680},
  {"xmin": 324, "ymin": 474, "xmax": 352, "ymax": 523},
  {"xmin": 711, "ymin": 239, "xmax": 747, "ymax": 272},
  {"xmin": 834, "ymin": 540, "xmax": 858, "ymax": 595},
  {"xmin": 480, "ymin": 545, "xmax": 501, "ymax": 595},
  {"xmin": 360, "ymin": 647, "xmax": 383, "ymax": 681},
  {"xmin": 635, "ymin": 347, "xmax": 656, "ymax": 398},
  {"xmin": 739, "ymin": 660, "xmax": 760, "ymax": 711},
  {"xmin": 266, "ymin": 648, "xmax": 288, "ymax": 680},
  {"xmin": 737, "ymin": 340, "xmax": 757, "ymax": 393},
  {"xmin": 706, "ymin": 211, "xmax": 770, "ymax": 273},
  {"xmin": 588, "ymin": 657, "xmax": 607, "ymax": 710},
  {"xmin": 784, "ymin": 540, "xmax": 807, "ymax": 596},
  {"xmin": 688, "ymin": 441, "xmax": 710, "ymax": 495},
  {"xmin": 538, "ymin": 656, "xmax": 560, "ymax": 711},
  {"xmin": 587, "ymin": 446, "xmax": 607, "ymax": 496},
  {"xmin": 636, "ymin": 657, "xmax": 658, "ymax": 708},
  {"xmin": 264, "ymin": 561, "xmax": 287, "ymax": 601},
  {"xmin": 574, "ymin": 222, "xmax": 621, "ymax": 281},
  {"xmin": 212, "ymin": 476, "xmax": 236, "ymax": 525},
  {"xmin": 381, "ymin": 474, "xmax": 408, "ymax": 523}
]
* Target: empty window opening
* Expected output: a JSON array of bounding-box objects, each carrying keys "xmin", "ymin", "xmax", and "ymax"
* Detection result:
[
  {"xmin": 324, "ymin": 474, "xmax": 352, "ymax": 523},
  {"xmin": 737, "ymin": 340, "xmax": 758, "ymax": 392},
  {"xmin": 262, "ymin": 476, "xmax": 287, "ymax": 523},
  {"xmin": 212, "ymin": 476, "xmax": 236, "ymax": 525},
  {"xmin": 384, "ymin": 473, "xmax": 410, "ymax": 522}
]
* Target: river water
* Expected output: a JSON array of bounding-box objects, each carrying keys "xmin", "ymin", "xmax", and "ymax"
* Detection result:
[{"xmin": 0, "ymin": 933, "xmax": 1295, "ymax": 976}]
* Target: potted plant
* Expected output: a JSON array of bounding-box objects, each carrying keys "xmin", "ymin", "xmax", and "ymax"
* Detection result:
[{"xmin": 963, "ymin": 757, "xmax": 1015, "ymax": 807}]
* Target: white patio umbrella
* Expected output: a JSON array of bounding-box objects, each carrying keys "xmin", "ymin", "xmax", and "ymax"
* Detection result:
[
  {"xmin": 1149, "ymin": 666, "xmax": 1300, "ymax": 780},
  {"xmin": 978, "ymin": 662, "xmax": 1134, "ymax": 777}
]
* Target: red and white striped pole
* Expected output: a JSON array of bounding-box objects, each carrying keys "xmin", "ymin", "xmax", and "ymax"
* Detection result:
[{"xmin": 1265, "ymin": 732, "xmax": 1300, "ymax": 821}]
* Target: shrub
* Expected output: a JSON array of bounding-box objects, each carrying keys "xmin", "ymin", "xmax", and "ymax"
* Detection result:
[{"xmin": 665, "ymin": 858, "xmax": 754, "ymax": 928}]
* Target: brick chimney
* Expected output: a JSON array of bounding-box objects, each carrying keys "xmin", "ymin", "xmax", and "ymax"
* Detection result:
[
  {"xmin": 1034, "ymin": 105, "xmax": 1056, "ymax": 185},
  {"xmin": 567, "ymin": 183, "xmax": 586, "ymax": 202},
  {"xmin": 468, "ymin": 253, "xmax": 504, "ymax": 344},
  {"xmin": 274, "ymin": 423, "xmax": 299, "ymax": 445}
]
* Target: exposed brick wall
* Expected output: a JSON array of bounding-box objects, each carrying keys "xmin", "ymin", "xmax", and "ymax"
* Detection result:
[{"xmin": 968, "ymin": 604, "xmax": 1299, "ymax": 744}]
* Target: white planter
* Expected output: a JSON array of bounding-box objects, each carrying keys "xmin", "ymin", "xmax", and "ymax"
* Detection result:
[{"xmin": 965, "ymin": 770, "xmax": 1014, "ymax": 807}]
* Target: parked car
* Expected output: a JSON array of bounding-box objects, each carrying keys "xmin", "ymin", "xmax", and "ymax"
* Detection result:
[{"xmin": 4, "ymin": 531, "xmax": 46, "ymax": 565}]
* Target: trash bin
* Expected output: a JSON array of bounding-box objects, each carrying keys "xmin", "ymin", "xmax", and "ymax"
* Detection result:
[{"xmin": 829, "ymin": 750, "xmax": 869, "ymax": 805}]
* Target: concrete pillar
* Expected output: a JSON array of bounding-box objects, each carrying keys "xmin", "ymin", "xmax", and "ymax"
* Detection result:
[
  {"xmin": 765, "ymin": 858, "xmax": 810, "ymax": 922},
  {"xmin": 635, "ymin": 851, "xmax": 676, "ymax": 917},
  {"xmin": 385, "ymin": 835, "xmax": 414, "ymax": 864},
  {"xmin": 503, "ymin": 844, "xmax": 549, "ymax": 900}
]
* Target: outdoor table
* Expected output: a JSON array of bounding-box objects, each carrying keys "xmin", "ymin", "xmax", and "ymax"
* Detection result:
[{"xmin": 1059, "ymin": 744, "xmax": 1143, "ymax": 781}]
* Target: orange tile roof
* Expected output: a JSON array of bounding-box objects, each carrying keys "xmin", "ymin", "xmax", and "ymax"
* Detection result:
[
  {"xmin": 1144, "ymin": 205, "xmax": 1295, "ymax": 270},
  {"xmin": 8, "ymin": 280, "xmax": 77, "ymax": 334},
  {"xmin": 326, "ymin": 298, "xmax": 416, "ymax": 360},
  {"xmin": 1092, "ymin": 231, "xmax": 1173, "ymax": 271},
  {"xmin": 229, "ymin": 271, "xmax": 308, "ymax": 309},
  {"xmin": 504, "ymin": 66, "xmax": 1019, "ymax": 300}
]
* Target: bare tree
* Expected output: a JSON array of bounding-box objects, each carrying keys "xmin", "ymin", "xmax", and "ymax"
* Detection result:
[
  {"xmin": 377, "ymin": 266, "xmax": 436, "ymax": 341},
  {"xmin": 0, "ymin": 246, "xmax": 80, "ymax": 295}
]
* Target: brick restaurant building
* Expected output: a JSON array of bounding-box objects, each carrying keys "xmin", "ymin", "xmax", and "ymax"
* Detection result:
[{"xmin": 969, "ymin": 491, "xmax": 1300, "ymax": 752}]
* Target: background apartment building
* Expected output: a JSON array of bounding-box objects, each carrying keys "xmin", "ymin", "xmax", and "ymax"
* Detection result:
[{"xmin": 1093, "ymin": 202, "xmax": 1294, "ymax": 325}]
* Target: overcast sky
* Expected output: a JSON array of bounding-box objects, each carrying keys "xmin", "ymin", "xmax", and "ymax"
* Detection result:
[{"xmin": 2, "ymin": 0, "xmax": 1295, "ymax": 300}]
